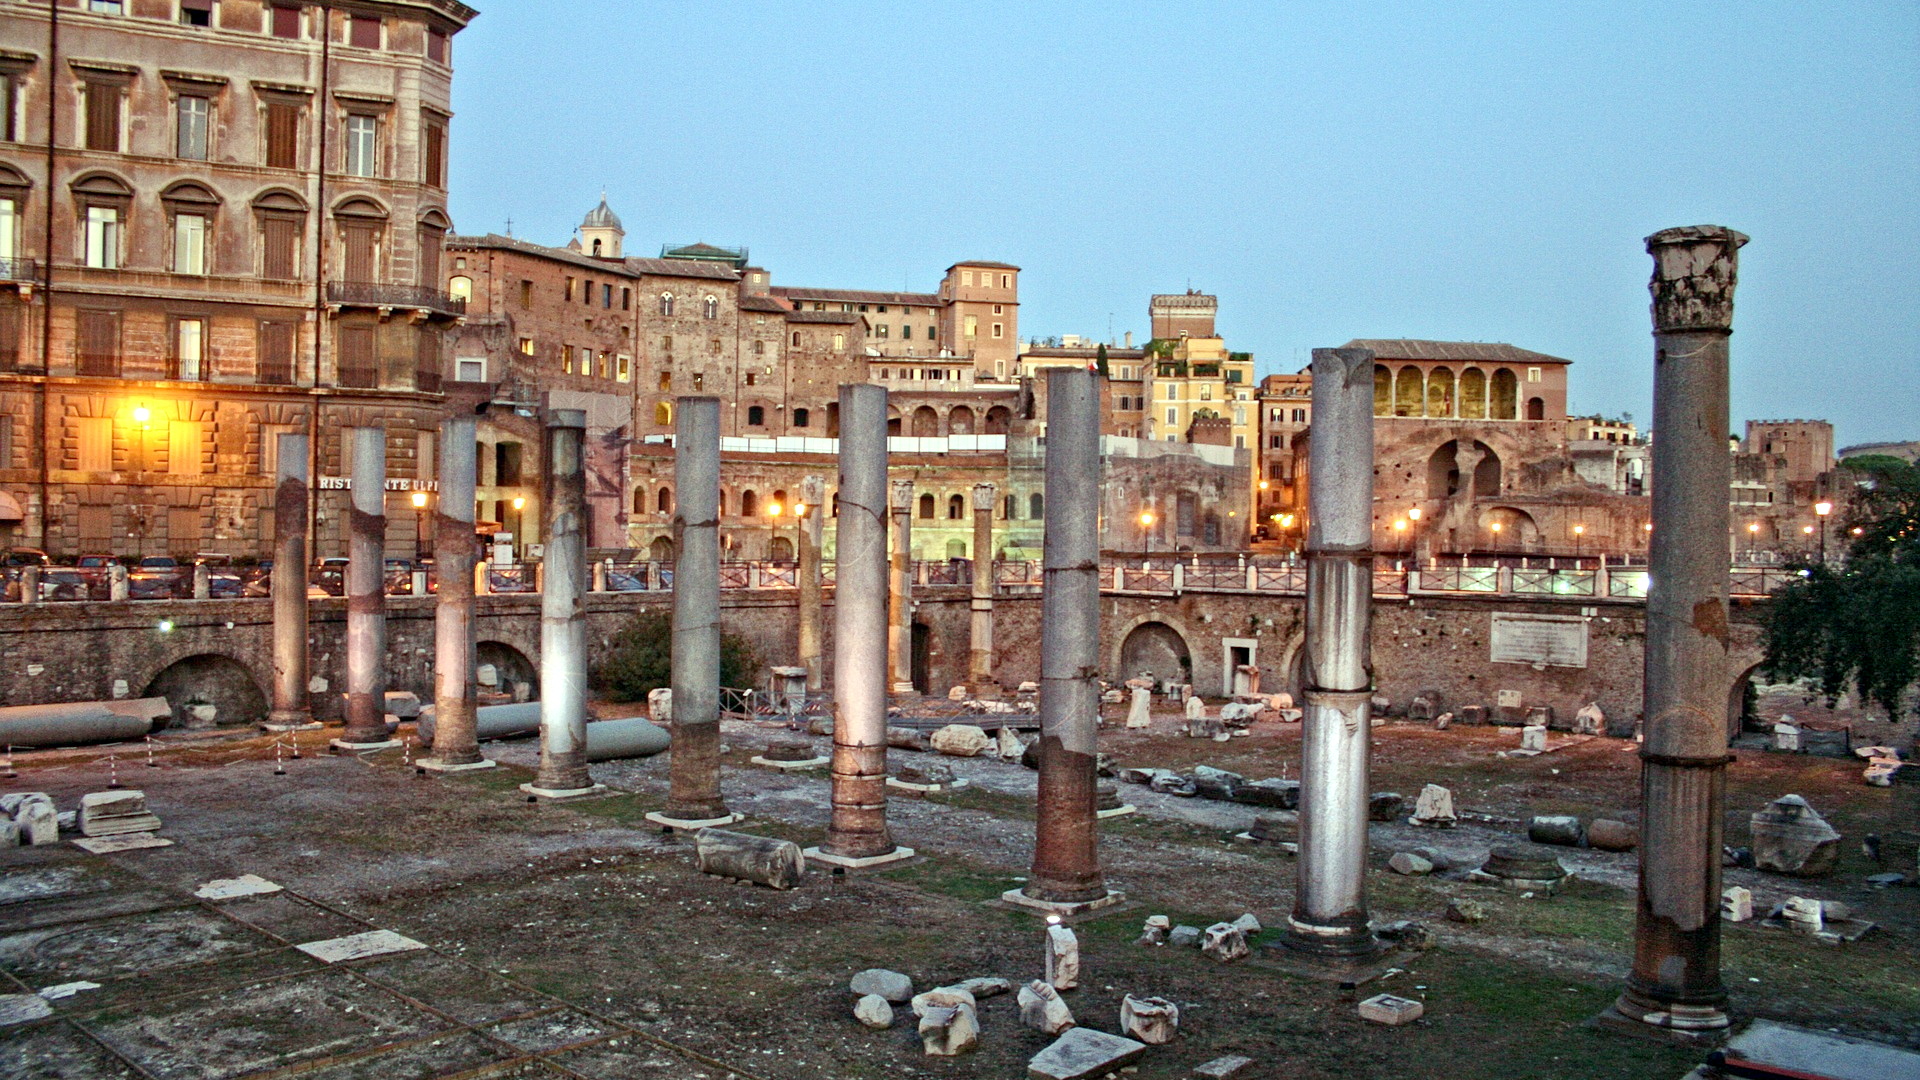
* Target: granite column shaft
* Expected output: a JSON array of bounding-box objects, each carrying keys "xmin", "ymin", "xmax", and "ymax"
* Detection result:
[
  {"xmin": 798, "ymin": 474, "xmax": 826, "ymax": 693},
  {"xmin": 340, "ymin": 428, "xmax": 390, "ymax": 746},
  {"xmin": 666, "ymin": 397, "xmax": 728, "ymax": 819},
  {"xmin": 888, "ymin": 477, "xmax": 914, "ymax": 693},
  {"xmin": 969, "ymin": 483, "xmax": 996, "ymax": 688},
  {"xmin": 430, "ymin": 415, "xmax": 482, "ymax": 766},
  {"xmin": 268, "ymin": 432, "xmax": 311, "ymax": 727},
  {"xmin": 532, "ymin": 410, "xmax": 591, "ymax": 793}
]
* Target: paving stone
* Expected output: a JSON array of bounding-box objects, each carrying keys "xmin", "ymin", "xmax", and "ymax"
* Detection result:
[
  {"xmin": 193, "ymin": 875, "xmax": 283, "ymax": 901},
  {"xmin": 296, "ymin": 929, "xmax": 428, "ymax": 964},
  {"xmin": 0, "ymin": 1018, "xmax": 146, "ymax": 1078},
  {"xmin": 551, "ymin": 1034, "xmax": 722, "ymax": 1078},
  {"xmin": 0, "ymin": 865, "xmax": 115, "ymax": 907},
  {"xmin": 87, "ymin": 968, "xmax": 446, "ymax": 1080},
  {"xmin": 0, "ymin": 907, "xmax": 276, "ymax": 983},
  {"xmin": 354, "ymin": 952, "xmax": 549, "ymax": 1026},
  {"xmin": 0, "ymin": 992, "xmax": 53, "ymax": 1025},
  {"xmin": 287, "ymin": 1030, "xmax": 513, "ymax": 1080},
  {"xmin": 1026, "ymin": 1026, "xmax": 1149, "ymax": 1079},
  {"xmin": 71, "ymin": 834, "xmax": 173, "ymax": 854},
  {"xmin": 70, "ymin": 942, "xmax": 323, "ymax": 1014},
  {"xmin": 36, "ymin": 980, "xmax": 100, "ymax": 1000},
  {"xmin": 484, "ymin": 1008, "xmax": 610, "ymax": 1051},
  {"xmin": 1195, "ymin": 1054, "xmax": 1256, "ymax": 1078},
  {"xmin": 221, "ymin": 893, "xmax": 371, "ymax": 943},
  {"xmin": 1359, "ymin": 993, "xmax": 1424, "ymax": 1025}
]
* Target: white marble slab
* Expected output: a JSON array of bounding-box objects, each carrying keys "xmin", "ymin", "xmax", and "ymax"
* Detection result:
[
  {"xmin": 194, "ymin": 874, "xmax": 283, "ymax": 901},
  {"xmin": 295, "ymin": 929, "xmax": 427, "ymax": 964},
  {"xmin": 72, "ymin": 834, "xmax": 173, "ymax": 854}
]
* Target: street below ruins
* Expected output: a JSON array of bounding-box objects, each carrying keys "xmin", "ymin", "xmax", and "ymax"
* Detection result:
[{"xmin": 1, "ymin": 697, "xmax": 1913, "ymax": 1080}]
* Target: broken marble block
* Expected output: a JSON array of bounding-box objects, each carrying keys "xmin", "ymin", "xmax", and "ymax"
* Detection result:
[
  {"xmin": 1368, "ymin": 792, "xmax": 1405, "ymax": 822},
  {"xmin": 1358, "ymin": 993, "xmax": 1425, "ymax": 1025},
  {"xmin": 1126, "ymin": 686, "xmax": 1152, "ymax": 728},
  {"xmin": 1409, "ymin": 783, "xmax": 1456, "ymax": 828},
  {"xmin": 1200, "ymin": 922, "xmax": 1249, "ymax": 963},
  {"xmin": 957, "ymin": 976, "xmax": 1011, "ymax": 999},
  {"xmin": 1248, "ymin": 813, "xmax": 1296, "ymax": 843},
  {"xmin": 1772, "ymin": 722, "xmax": 1801, "ymax": 752},
  {"xmin": 1388, "ymin": 852, "xmax": 1434, "ymax": 876},
  {"xmin": 1720, "ymin": 885, "xmax": 1754, "ymax": 923},
  {"xmin": 1587, "ymin": 819, "xmax": 1637, "ymax": 852},
  {"xmin": 1191, "ymin": 765, "xmax": 1243, "ymax": 800},
  {"xmin": 853, "ymin": 993, "xmax": 894, "ymax": 1029},
  {"xmin": 930, "ymin": 724, "xmax": 991, "ymax": 757},
  {"xmin": 1168, "ymin": 924, "xmax": 1203, "ymax": 948},
  {"xmin": 1148, "ymin": 773, "xmax": 1197, "ymax": 797},
  {"xmin": 1778, "ymin": 896, "xmax": 1824, "ymax": 934},
  {"xmin": 1018, "ymin": 978, "xmax": 1076, "ymax": 1034},
  {"xmin": 383, "ymin": 690, "xmax": 421, "ymax": 719},
  {"xmin": 78, "ymin": 790, "xmax": 161, "ymax": 837},
  {"xmin": 895, "ymin": 762, "xmax": 955, "ymax": 786},
  {"xmin": 1474, "ymin": 846, "xmax": 1568, "ymax": 892},
  {"xmin": 1230, "ymin": 912, "xmax": 1262, "ymax": 934},
  {"xmin": 1573, "ymin": 701, "xmax": 1605, "ymax": 735},
  {"xmin": 1195, "ymin": 1055, "xmax": 1256, "ymax": 1078},
  {"xmin": 849, "ymin": 968, "xmax": 913, "ymax": 1003},
  {"xmin": 997, "ymin": 725, "xmax": 1024, "ymax": 761},
  {"xmin": 1519, "ymin": 725, "xmax": 1547, "ymax": 752},
  {"xmin": 761, "ymin": 737, "xmax": 816, "ymax": 762},
  {"xmin": 1446, "ymin": 897, "xmax": 1486, "ymax": 923},
  {"xmin": 1457, "ymin": 704, "xmax": 1488, "ymax": 725},
  {"xmin": 918, "ymin": 1001, "xmax": 979, "ymax": 1056},
  {"xmin": 886, "ymin": 726, "xmax": 931, "ymax": 752},
  {"xmin": 1528, "ymin": 815, "xmax": 1587, "ymax": 847},
  {"xmin": 1120, "ymin": 994, "xmax": 1179, "ymax": 1044},
  {"xmin": 1185, "ymin": 696, "xmax": 1206, "ymax": 721},
  {"xmin": 1233, "ymin": 778, "xmax": 1300, "ymax": 808},
  {"xmin": 647, "ymin": 687, "xmax": 672, "ymax": 723},
  {"xmin": 1136, "ymin": 914, "xmax": 1170, "ymax": 947},
  {"xmin": 910, "ymin": 985, "xmax": 977, "ymax": 1017},
  {"xmin": 1409, "ymin": 694, "xmax": 1438, "ymax": 722},
  {"xmin": 1864, "ymin": 758, "xmax": 1902, "ymax": 787},
  {"xmin": 1046, "ymin": 924, "xmax": 1080, "ymax": 989},
  {"xmin": 1187, "ymin": 716, "xmax": 1225, "ymax": 740},
  {"xmin": 1027, "ymin": 1027, "xmax": 1148, "ymax": 1080},
  {"xmin": 1, "ymin": 793, "xmax": 59, "ymax": 845},
  {"xmin": 1750, "ymin": 794, "xmax": 1842, "ymax": 877}
]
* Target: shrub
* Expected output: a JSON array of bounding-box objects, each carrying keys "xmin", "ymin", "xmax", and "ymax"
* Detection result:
[{"xmin": 595, "ymin": 609, "xmax": 761, "ymax": 702}]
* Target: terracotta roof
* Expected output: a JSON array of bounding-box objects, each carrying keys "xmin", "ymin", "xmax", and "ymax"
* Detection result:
[
  {"xmin": 771, "ymin": 286, "xmax": 943, "ymax": 307},
  {"xmin": 1343, "ymin": 339, "xmax": 1572, "ymax": 366},
  {"xmin": 787, "ymin": 311, "xmax": 863, "ymax": 325},
  {"xmin": 447, "ymin": 233, "xmax": 631, "ymax": 275},
  {"xmin": 1022, "ymin": 346, "xmax": 1146, "ymax": 359},
  {"xmin": 622, "ymin": 256, "xmax": 741, "ymax": 281},
  {"xmin": 739, "ymin": 294, "xmax": 789, "ymax": 313},
  {"xmin": 949, "ymin": 260, "xmax": 1020, "ymax": 271}
]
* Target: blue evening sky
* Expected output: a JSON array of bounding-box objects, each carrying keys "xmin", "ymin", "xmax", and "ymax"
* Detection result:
[{"xmin": 447, "ymin": 2, "xmax": 1919, "ymax": 448}]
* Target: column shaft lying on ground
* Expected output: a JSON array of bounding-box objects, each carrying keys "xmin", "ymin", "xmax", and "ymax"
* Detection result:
[
  {"xmin": 429, "ymin": 415, "xmax": 484, "ymax": 767},
  {"xmin": 532, "ymin": 410, "xmax": 592, "ymax": 793},
  {"xmin": 340, "ymin": 427, "xmax": 391, "ymax": 747},
  {"xmin": 1610, "ymin": 226, "xmax": 1747, "ymax": 1037},
  {"xmin": 821, "ymin": 384, "xmax": 898, "ymax": 860},
  {"xmin": 1285, "ymin": 346, "xmax": 1380, "ymax": 957},
  {"xmin": 269, "ymin": 432, "xmax": 311, "ymax": 728},
  {"xmin": 1022, "ymin": 368, "xmax": 1110, "ymax": 906},
  {"xmin": 664, "ymin": 397, "xmax": 729, "ymax": 820}
]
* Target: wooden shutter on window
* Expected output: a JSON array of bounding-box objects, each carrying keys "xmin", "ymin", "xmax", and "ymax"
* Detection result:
[
  {"xmin": 337, "ymin": 325, "xmax": 376, "ymax": 387},
  {"xmin": 342, "ymin": 225, "xmax": 377, "ymax": 282},
  {"xmin": 85, "ymin": 83, "xmax": 119, "ymax": 152},
  {"xmin": 417, "ymin": 227, "xmax": 441, "ymax": 287},
  {"xmin": 266, "ymin": 103, "xmax": 299, "ymax": 168},
  {"xmin": 262, "ymin": 216, "xmax": 299, "ymax": 279},
  {"xmin": 0, "ymin": 295, "xmax": 20, "ymax": 371},
  {"xmin": 77, "ymin": 310, "xmax": 119, "ymax": 377},
  {"xmin": 258, "ymin": 321, "xmax": 295, "ymax": 385},
  {"xmin": 423, "ymin": 122, "xmax": 445, "ymax": 187}
]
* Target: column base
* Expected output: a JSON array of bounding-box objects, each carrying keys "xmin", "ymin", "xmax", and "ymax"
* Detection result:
[
  {"xmin": 1278, "ymin": 916, "xmax": 1384, "ymax": 959},
  {"xmin": 891, "ymin": 682, "xmax": 918, "ymax": 695},
  {"xmin": 519, "ymin": 782, "xmax": 609, "ymax": 801},
  {"xmin": 416, "ymin": 757, "xmax": 497, "ymax": 773},
  {"xmin": 644, "ymin": 810, "xmax": 745, "ymax": 831},
  {"xmin": 329, "ymin": 738, "xmax": 400, "ymax": 754},
  {"xmin": 262, "ymin": 712, "xmax": 320, "ymax": 732},
  {"xmin": 803, "ymin": 845, "xmax": 917, "ymax": 870},
  {"xmin": 999, "ymin": 887, "xmax": 1127, "ymax": 918},
  {"xmin": 749, "ymin": 755, "xmax": 830, "ymax": 771},
  {"xmin": 887, "ymin": 776, "xmax": 970, "ymax": 794},
  {"xmin": 1592, "ymin": 1001, "xmax": 1729, "ymax": 1048}
]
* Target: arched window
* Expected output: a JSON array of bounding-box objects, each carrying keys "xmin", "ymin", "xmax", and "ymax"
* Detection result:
[
  {"xmin": 448, "ymin": 274, "xmax": 472, "ymax": 301},
  {"xmin": 654, "ymin": 401, "xmax": 672, "ymax": 426},
  {"xmin": 1029, "ymin": 492, "xmax": 1044, "ymax": 519},
  {"xmin": 740, "ymin": 490, "xmax": 758, "ymax": 518},
  {"xmin": 657, "ymin": 487, "xmax": 673, "ymax": 514},
  {"xmin": 1394, "ymin": 366, "xmax": 1423, "ymax": 417},
  {"xmin": 659, "ymin": 292, "xmax": 674, "ymax": 316},
  {"xmin": 747, "ymin": 405, "xmax": 765, "ymax": 426},
  {"xmin": 918, "ymin": 493, "xmax": 935, "ymax": 519},
  {"xmin": 590, "ymin": 238, "xmax": 603, "ymax": 256},
  {"xmin": 948, "ymin": 405, "xmax": 975, "ymax": 434},
  {"xmin": 947, "ymin": 494, "xmax": 964, "ymax": 519},
  {"xmin": 793, "ymin": 407, "xmax": 810, "ymax": 428},
  {"xmin": 791, "ymin": 331, "xmax": 800, "ymax": 346},
  {"xmin": 704, "ymin": 295, "xmax": 718, "ymax": 319},
  {"xmin": 1526, "ymin": 397, "xmax": 1545, "ymax": 421},
  {"xmin": 1426, "ymin": 366, "xmax": 1455, "ymax": 418},
  {"xmin": 912, "ymin": 405, "xmax": 940, "ymax": 437},
  {"xmin": 1459, "ymin": 368, "xmax": 1488, "ymax": 419},
  {"xmin": 1490, "ymin": 368, "xmax": 1519, "ymax": 419},
  {"xmin": 633, "ymin": 488, "xmax": 645, "ymax": 514},
  {"xmin": 984, "ymin": 406, "xmax": 1012, "ymax": 434},
  {"xmin": 1373, "ymin": 365, "xmax": 1392, "ymax": 417}
]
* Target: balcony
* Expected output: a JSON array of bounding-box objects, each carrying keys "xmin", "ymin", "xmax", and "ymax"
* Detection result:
[
  {"xmin": 327, "ymin": 281, "xmax": 466, "ymax": 318},
  {"xmin": 0, "ymin": 257, "xmax": 38, "ymax": 284}
]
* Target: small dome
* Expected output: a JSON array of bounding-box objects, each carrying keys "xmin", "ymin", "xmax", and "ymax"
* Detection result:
[{"xmin": 582, "ymin": 196, "xmax": 623, "ymax": 233}]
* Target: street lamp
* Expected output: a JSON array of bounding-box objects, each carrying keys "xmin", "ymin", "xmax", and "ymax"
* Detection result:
[
  {"xmin": 1572, "ymin": 523, "xmax": 1585, "ymax": 561},
  {"xmin": 1814, "ymin": 499, "xmax": 1833, "ymax": 562},
  {"xmin": 1392, "ymin": 518, "xmax": 1408, "ymax": 555},
  {"xmin": 1489, "ymin": 520, "xmax": 1503, "ymax": 555},
  {"xmin": 1138, "ymin": 510, "xmax": 1155, "ymax": 562},
  {"xmin": 410, "ymin": 490, "xmax": 430, "ymax": 559}
]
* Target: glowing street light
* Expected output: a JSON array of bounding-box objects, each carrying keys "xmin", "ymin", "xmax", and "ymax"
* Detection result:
[
  {"xmin": 1814, "ymin": 499, "xmax": 1833, "ymax": 562},
  {"xmin": 1138, "ymin": 509, "xmax": 1155, "ymax": 561},
  {"xmin": 1573, "ymin": 523, "xmax": 1586, "ymax": 560}
]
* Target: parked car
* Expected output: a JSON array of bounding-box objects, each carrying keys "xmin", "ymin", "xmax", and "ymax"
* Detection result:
[
  {"xmin": 2, "ymin": 548, "xmax": 50, "ymax": 568},
  {"xmin": 242, "ymin": 559, "xmax": 274, "ymax": 598},
  {"xmin": 37, "ymin": 568, "xmax": 90, "ymax": 601},
  {"xmin": 311, "ymin": 557, "xmax": 349, "ymax": 597},
  {"xmin": 128, "ymin": 556, "xmax": 185, "ymax": 599}
]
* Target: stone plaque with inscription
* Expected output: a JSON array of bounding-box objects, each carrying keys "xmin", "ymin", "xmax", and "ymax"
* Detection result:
[{"xmin": 1490, "ymin": 613, "xmax": 1588, "ymax": 669}]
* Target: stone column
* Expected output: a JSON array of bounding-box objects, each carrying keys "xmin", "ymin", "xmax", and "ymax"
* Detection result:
[
  {"xmin": 1011, "ymin": 368, "xmax": 1117, "ymax": 912},
  {"xmin": 267, "ymin": 432, "xmax": 312, "ymax": 730},
  {"xmin": 335, "ymin": 427, "xmax": 395, "ymax": 749},
  {"xmin": 968, "ymin": 482, "xmax": 997, "ymax": 689},
  {"xmin": 888, "ymin": 477, "xmax": 915, "ymax": 694},
  {"xmin": 1283, "ymin": 346, "xmax": 1379, "ymax": 957},
  {"xmin": 653, "ymin": 397, "xmax": 735, "ymax": 826},
  {"xmin": 797, "ymin": 473, "xmax": 827, "ymax": 693},
  {"xmin": 1607, "ymin": 226, "xmax": 1747, "ymax": 1041},
  {"xmin": 423, "ymin": 416, "xmax": 490, "ymax": 770},
  {"xmin": 808, "ymin": 384, "xmax": 912, "ymax": 867},
  {"xmin": 528, "ymin": 410, "xmax": 595, "ymax": 796}
]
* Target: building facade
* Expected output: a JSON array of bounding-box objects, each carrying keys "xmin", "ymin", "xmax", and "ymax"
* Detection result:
[{"xmin": 0, "ymin": 0, "xmax": 474, "ymax": 558}]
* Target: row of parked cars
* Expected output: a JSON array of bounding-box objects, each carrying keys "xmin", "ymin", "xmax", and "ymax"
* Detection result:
[{"xmin": 1, "ymin": 548, "xmax": 440, "ymax": 601}]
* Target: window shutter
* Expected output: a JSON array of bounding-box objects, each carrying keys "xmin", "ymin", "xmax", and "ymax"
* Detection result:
[
  {"xmin": 262, "ymin": 216, "xmax": 299, "ymax": 279},
  {"xmin": 343, "ymin": 225, "xmax": 377, "ymax": 282},
  {"xmin": 266, "ymin": 103, "xmax": 299, "ymax": 168},
  {"xmin": 337, "ymin": 325, "xmax": 376, "ymax": 387},
  {"xmin": 85, "ymin": 83, "xmax": 119, "ymax": 152},
  {"xmin": 77, "ymin": 310, "xmax": 119, "ymax": 376},
  {"xmin": 258, "ymin": 321, "xmax": 295, "ymax": 385}
]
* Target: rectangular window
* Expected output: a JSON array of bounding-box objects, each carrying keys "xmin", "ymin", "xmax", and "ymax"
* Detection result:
[
  {"xmin": 0, "ymin": 197, "xmax": 16, "ymax": 262},
  {"xmin": 83, "ymin": 207, "xmax": 119, "ymax": 269},
  {"xmin": 84, "ymin": 82, "xmax": 120, "ymax": 152},
  {"xmin": 519, "ymin": 280, "xmax": 533, "ymax": 307},
  {"xmin": 753, "ymin": 339, "xmax": 764, "ymax": 355},
  {"xmin": 745, "ymin": 372, "xmax": 756, "ymax": 387},
  {"xmin": 1001, "ymin": 274, "xmax": 1010, "ymax": 288},
  {"xmin": 963, "ymin": 314, "xmax": 977, "ymax": 337},
  {"xmin": 257, "ymin": 321, "xmax": 295, "ymax": 384},
  {"xmin": 0, "ymin": 413, "xmax": 10, "ymax": 468},
  {"xmin": 561, "ymin": 345, "xmax": 573, "ymax": 374},
  {"xmin": 180, "ymin": 0, "xmax": 213, "ymax": 27},
  {"xmin": 340, "ymin": 223, "xmax": 378, "ymax": 281},
  {"xmin": 1527, "ymin": 366, "xmax": 1542, "ymax": 383},
  {"xmin": 427, "ymin": 28, "xmax": 449, "ymax": 63},
  {"xmin": 658, "ymin": 371, "xmax": 670, "ymax": 391},
  {"xmin": 337, "ymin": 325, "xmax": 376, "ymax": 387},
  {"xmin": 2, "ymin": 75, "xmax": 17, "ymax": 142},
  {"xmin": 76, "ymin": 417, "xmax": 112, "ymax": 472},
  {"xmin": 422, "ymin": 120, "xmax": 445, "ymax": 187},
  {"xmin": 875, "ymin": 324, "xmax": 888, "ymax": 339},
  {"xmin": 709, "ymin": 338, "xmax": 721, "ymax": 354},
  {"xmin": 265, "ymin": 102, "xmax": 300, "ymax": 168},
  {"xmin": 270, "ymin": 4, "xmax": 300, "ymax": 38},
  {"xmin": 417, "ymin": 429, "xmax": 435, "ymax": 480},
  {"xmin": 349, "ymin": 14, "xmax": 381, "ymax": 48},
  {"xmin": 172, "ymin": 213, "xmax": 207, "ymax": 274},
  {"xmin": 173, "ymin": 318, "xmax": 205, "ymax": 380},
  {"xmin": 991, "ymin": 322, "xmax": 1003, "ymax": 338},
  {"xmin": 517, "ymin": 337, "xmax": 534, "ymax": 355},
  {"xmin": 78, "ymin": 311, "xmax": 120, "ymax": 376},
  {"xmin": 900, "ymin": 325, "xmax": 911, "ymax": 340},
  {"xmin": 962, "ymin": 271, "xmax": 973, "ymax": 286},
  {"xmin": 564, "ymin": 277, "xmax": 574, "ymax": 301},
  {"xmin": 168, "ymin": 421, "xmax": 204, "ymax": 476},
  {"xmin": 1166, "ymin": 408, "xmax": 1177, "ymax": 425},
  {"xmin": 615, "ymin": 354, "xmax": 631, "ymax": 382},
  {"xmin": 602, "ymin": 283, "xmax": 612, "ymax": 308},
  {"xmin": 456, "ymin": 357, "xmax": 485, "ymax": 382},
  {"xmin": 176, "ymin": 95, "xmax": 209, "ymax": 159},
  {"xmin": 343, "ymin": 114, "xmax": 378, "ymax": 177},
  {"xmin": 89, "ymin": 1, "xmax": 123, "ymax": 15},
  {"xmin": 621, "ymin": 287, "xmax": 631, "ymax": 311},
  {"xmin": 261, "ymin": 215, "xmax": 299, "ymax": 279},
  {"xmin": 0, "ymin": 294, "xmax": 20, "ymax": 371},
  {"xmin": 992, "ymin": 304, "xmax": 1002, "ymax": 315}
]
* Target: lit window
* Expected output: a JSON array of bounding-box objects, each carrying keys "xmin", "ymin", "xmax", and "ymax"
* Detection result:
[
  {"xmin": 832, "ymin": 333, "xmax": 845, "ymax": 351},
  {"xmin": 659, "ymin": 292, "xmax": 674, "ymax": 315},
  {"xmin": 448, "ymin": 275, "xmax": 472, "ymax": 301},
  {"xmin": 343, "ymin": 115, "xmax": 378, "ymax": 177},
  {"xmin": 1527, "ymin": 366, "xmax": 1542, "ymax": 383},
  {"xmin": 174, "ymin": 318, "xmax": 205, "ymax": 380},
  {"xmin": 84, "ymin": 206, "xmax": 120, "ymax": 269},
  {"xmin": 616, "ymin": 354, "xmax": 631, "ymax": 382},
  {"xmin": 704, "ymin": 295, "xmax": 718, "ymax": 319},
  {"xmin": 172, "ymin": 213, "xmax": 207, "ymax": 274},
  {"xmin": 176, "ymin": 95, "xmax": 209, "ymax": 159},
  {"xmin": 964, "ymin": 315, "xmax": 977, "ymax": 337}
]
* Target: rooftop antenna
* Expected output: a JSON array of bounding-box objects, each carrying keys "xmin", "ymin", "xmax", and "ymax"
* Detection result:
[{"xmin": 504, "ymin": 217, "xmax": 513, "ymax": 238}]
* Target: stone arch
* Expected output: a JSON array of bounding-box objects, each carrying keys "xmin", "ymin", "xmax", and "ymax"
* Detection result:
[
  {"xmin": 1373, "ymin": 365, "xmax": 1392, "ymax": 416},
  {"xmin": 1116, "ymin": 619, "xmax": 1193, "ymax": 689},
  {"xmin": 656, "ymin": 486, "xmax": 672, "ymax": 514},
  {"xmin": 141, "ymin": 653, "xmax": 268, "ymax": 730},
  {"xmin": 1491, "ymin": 368, "xmax": 1519, "ymax": 419},
  {"xmin": 1426, "ymin": 366, "xmax": 1455, "ymax": 418},
  {"xmin": 1459, "ymin": 367, "xmax": 1487, "ymax": 419},
  {"xmin": 947, "ymin": 493, "xmax": 964, "ymax": 519},
  {"xmin": 948, "ymin": 405, "xmax": 975, "ymax": 435},
  {"xmin": 650, "ymin": 535, "xmax": 675, "ymax": 562},
  {"xmin": 984, "ymin": 405, "xmax": 1012, "ymax": 434},
  {"xmin": 476, "ymin": 640, "xmax": 538, "ymax": 701},
  {"xmin": 1480, "ymin": 505, "xmax": 1539, "ymax": 549},
  {"xmin": 740, "ymin": 489, "xmax": 758, "ymax": 518},
  {"xmin": 1526, "ymin": 396, "xmax": 1545, "ymax": 421},
  {"xmin": 1426, "ymin": 439, "xmax": 1501, "ymax": 499},
  {"xmin": 1394, "ymin": 366, "xmax": 1423, "ymax": 417},
  {"xmin": 769, "ymin": 536, "xmax": 793, "ymax": 561},
  {"xmin": 911, "ymin": 405, "xmax": 940, "ymax": 437}
]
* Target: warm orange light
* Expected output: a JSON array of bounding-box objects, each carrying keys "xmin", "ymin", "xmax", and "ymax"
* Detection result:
[
  {"xmin": 1279, "ymin": 514, "xmax": 1295, "ymax": 528},
  {"xmin": 1802, "ymin": 525, "xmax": 1814, "ymax": 535},
  {"xmin": 1748, "ymin": 523, "xmax": 1759, "ymax": 534},
  {"xmin": 1393, "ymin": 519, "xmax": 1408, "ymax": 532},
  {"xmin": 1258, "ymin": 480, "xmax": 1270, "ymax": 490},
  {"xmin": 793, "ymin": 502, "xmax": 807, "ymax": 517},
  {"xmin": 131, "ymin": 405, "xmax": 151, "ymax": 425},
  {"xmin": 1490, "ymin": 522, "xmax": 1503, "ymax": 533},
  {"xmin": 1644, "ymin": 522, "xmax": 1653, "ymax": 532},
  {"xmin": 410, "ymin": 491, "xmax": 429, "ymax": 509},
  {"xmin": 1408, "ymin": 506, "xmax": 1422, "ymax": 521},
  {"xmin": 1814, "ymin": 500, "xmax": 1833, "ymax": 517},
  {"xmin": 1138, "ymin": 511, "xmax": 1155, "ymax": 527},
  {"xmin": 1573, "ymin": 524, "xmax": 1585, "ymax": 536},
  {"xmin": 512, "ymin": 496, "xmax": 526, "ymax": 511},
  {"xmin": 766, "ymin": 501, "xmax": 783, "ymax": 518}
]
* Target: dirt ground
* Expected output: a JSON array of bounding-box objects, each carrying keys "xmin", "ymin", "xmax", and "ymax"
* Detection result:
[{"xmin": 0, "ymin": 697, "xmax": 1914, "ymax": 1080}]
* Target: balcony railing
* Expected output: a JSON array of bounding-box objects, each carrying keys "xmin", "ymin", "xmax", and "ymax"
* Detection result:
[
  {"xmin": 0, "ymin": 256, "xmax": 38, "ymax": 283},
  {"xmin": 327, "ymin": 281, "xmax": 466, "ymax": 317}
]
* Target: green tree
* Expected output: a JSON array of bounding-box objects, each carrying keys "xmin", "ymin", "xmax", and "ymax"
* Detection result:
[
  {"xmin": 1762, "ymin": 457, "xmax": 1920, "ymax": 717},
  {"xmin": 594, "ymin": 609, "xmax": 762, "ymax": 702},
  {"xmin": 1095, "ymin": 343, "xmax": 1110, "ymax": 378}
]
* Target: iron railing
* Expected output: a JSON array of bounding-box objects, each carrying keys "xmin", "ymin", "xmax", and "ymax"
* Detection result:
[{"xmin": 327, "ymin": 280, "xmax": 466, "ymax": 316}]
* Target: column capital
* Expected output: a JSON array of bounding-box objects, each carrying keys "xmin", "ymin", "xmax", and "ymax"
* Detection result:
[
  {"xmin": 889, "ymin": 478, "xmax": 915, "ymax": 511},
  {"xmin": 1645, "ymin": 225, "xmax": 1748, "ymax": 333},
  {"xmin": 972, "ymin": 482, "xmax": 997, "ymax": 509}
]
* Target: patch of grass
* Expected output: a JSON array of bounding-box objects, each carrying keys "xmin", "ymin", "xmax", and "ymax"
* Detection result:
[{"xmin": 876, "ymin": 855, "xmax": 1021, "ymax": 905}]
